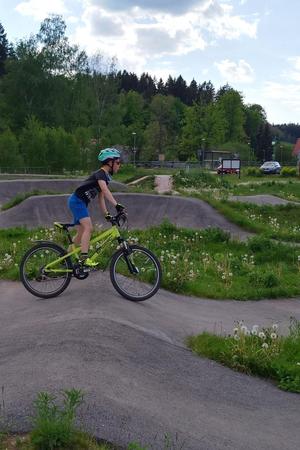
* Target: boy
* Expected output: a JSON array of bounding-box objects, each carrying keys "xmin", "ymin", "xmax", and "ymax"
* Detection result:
[{"xmin": 68, "ymin": 148, "xmax": 125, "ymax": 266}]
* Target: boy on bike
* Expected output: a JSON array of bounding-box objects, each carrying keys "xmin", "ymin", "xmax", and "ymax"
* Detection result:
[{"xmin": 68, "ymin": 148, "xmax": 125, "ymax": 266}]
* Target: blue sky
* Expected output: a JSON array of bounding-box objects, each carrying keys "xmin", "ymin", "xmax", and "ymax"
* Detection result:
[{"xmin": 1, "ymin": 0, "xmax": 299, "ymax": 124}]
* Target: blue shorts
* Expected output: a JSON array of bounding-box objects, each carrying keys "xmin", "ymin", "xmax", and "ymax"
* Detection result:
[{"xmin": 68, "ymin": 193, "xmax": 89, "ymax": 225}]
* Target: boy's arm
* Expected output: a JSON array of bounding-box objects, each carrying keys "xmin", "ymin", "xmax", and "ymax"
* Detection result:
[
  {"xmin": 98, "ymin": 192, "xmax": 108, "ymax": 215},
  {"xmin": 98, "ymin": 180, "xmax": 118, "ymax": 207}
]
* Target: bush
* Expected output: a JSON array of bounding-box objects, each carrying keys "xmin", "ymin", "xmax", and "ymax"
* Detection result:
[
  {"xmin": 244, "ymin": 167, "xmax": 262, "ymax": 177},
  {"xmin": 280, "ymin": 167, "xmax": 297, "ymax": 177}
]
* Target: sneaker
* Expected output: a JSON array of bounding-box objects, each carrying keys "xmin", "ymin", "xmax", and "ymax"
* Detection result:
[{"xmin": 84, "ymin": 258, "xmax": 99, "ymax": 268}]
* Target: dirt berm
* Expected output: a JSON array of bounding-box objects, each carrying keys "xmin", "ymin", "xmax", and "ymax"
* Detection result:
[
  {"xmin": 0, "ymin": 193, "xmax": 252, "ymax": 240},
  {"xmin": 0, "ymin": 178, "xmax": 127, "ymax": 206}
]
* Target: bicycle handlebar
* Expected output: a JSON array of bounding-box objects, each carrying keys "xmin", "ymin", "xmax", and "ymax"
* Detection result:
[{"xmin": 108, "ymin": 211, "xmax": 128, "ymax": 228}]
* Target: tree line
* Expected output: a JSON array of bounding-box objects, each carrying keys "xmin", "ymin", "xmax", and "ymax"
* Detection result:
[{"xmin": 0, "ymin": 16, "xmax": 298, "ymax": 172}]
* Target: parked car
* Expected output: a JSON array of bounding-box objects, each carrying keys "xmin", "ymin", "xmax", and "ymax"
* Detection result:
[{"xmin": 260, "ymin": 161, "xmax": 281, "ymax": 174}]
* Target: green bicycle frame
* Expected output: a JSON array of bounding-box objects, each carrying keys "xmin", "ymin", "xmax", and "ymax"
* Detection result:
[{"xmin": 44, "ymin": 225, "xmax": 121, "ymax": 273}]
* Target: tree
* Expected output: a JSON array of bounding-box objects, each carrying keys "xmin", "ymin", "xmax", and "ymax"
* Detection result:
[
  {"xmin": 256, "ymin": 122, "xmax": 273, "ymax": 161},
  {"xmin": 37, "ymin": 15, "xmax": 88, "ymax": 76},
  {"xmin": 138, "ymin": 72, "xmax": 156, "ymax": 100},
  {"xmin": 217, "ymin": 90, "xmax": 245, "ymax": 142},
  {"xmin": 0, "ymin": 22, "xmax": 9, "ymax": 76},
  {"xmin": 143, "ymin": 94, "xmax": 183, "ymax": 159},
  {"xmin": 19, "ymin": 117, "xmax": 48, "ymax": 169},
  {"xmin": 198, "ymin": 81, "xmax": 215, "ymax": 105},
  {"xmin": 0, "ymin": 129, "xmax": 23, "ymax": 169},
  {"xmin": 180, "ymin": 102, "xmax": 227, "ymax": 159},
  {"xmin": 244, "ymin": 103, "xmax": 266, "ymax": 151}
]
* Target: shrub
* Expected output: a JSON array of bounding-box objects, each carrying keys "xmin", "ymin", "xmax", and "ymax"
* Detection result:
[
  {"xmin": 244, "ymin": 167, "xmax": 262, "ymax": 177},
  {"xmin": 30, "ymin": 389, "xmax": 83, "ymax": 450},
  {"xmin": 280, "ymin": 167, "xmax": 297, "ymax": 177}
]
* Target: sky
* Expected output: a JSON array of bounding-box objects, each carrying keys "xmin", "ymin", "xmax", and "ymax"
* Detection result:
[{"xmin": 0, "ymin": 0, "xmax": 300, "ymax": 124}]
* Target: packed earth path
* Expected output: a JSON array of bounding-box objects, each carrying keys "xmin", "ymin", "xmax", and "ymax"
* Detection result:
[
  {"xmin": 1, "ymin": 179, "xmax": 300, "ymax": 449},
  {"xmin": 1, "ymin": 277, "xmax": 300, "ymax": 450}
]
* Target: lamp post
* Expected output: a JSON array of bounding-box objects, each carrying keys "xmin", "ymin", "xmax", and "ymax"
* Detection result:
[
  {"xmin": 280, "ymin": 145, "xmax": 283, "ymax": 164},
  {"xmin": 271, "ymin": 140, "xmax": 276, "ymax": 161},
  {"xmin": 201, "ymin": 137, "xmax": 206, "ymax": 168},
  {"xmin": 132, "ymin": 132, "xmax": 137, "ymax": 167},
  {"xmin": 247, "ymin": 141, "xmax": 251, "ymax": 167}
]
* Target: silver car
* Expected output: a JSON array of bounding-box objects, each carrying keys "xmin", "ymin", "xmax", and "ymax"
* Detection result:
[{"xmin": 260, "ymin": 161, "xmax": 281, "ymax": 174}]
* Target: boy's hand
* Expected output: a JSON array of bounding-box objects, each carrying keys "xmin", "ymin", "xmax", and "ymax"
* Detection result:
[
  {"xmin": 105, "ymin": 212, "xmax": 112, "ymax": 222},
  {"xmin": 115, "ymin": 203, "xmax": 125, "ymax": 212}
]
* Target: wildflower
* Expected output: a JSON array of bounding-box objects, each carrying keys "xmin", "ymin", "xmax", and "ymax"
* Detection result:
[
  {"xmin": 241, "ymin": 325, "xmax": 248, "ymax": 334},
  {"xmin": 270, "ymin": 333, "xmax": 277, "ymax": 340},
  {"xmin": 272, "ymin": 324, "xmax": 278, "ymax": 331},
  {"xmin": 262, "ymin": 343, "xmax": 269, "ymax": 349},
  {"xmin": 258, "ymin": 332, "xmax": 266, "ymax": 340},
  {"xmin": 234, "ymin": 334, "xmax": 240, "ymax": 341}
]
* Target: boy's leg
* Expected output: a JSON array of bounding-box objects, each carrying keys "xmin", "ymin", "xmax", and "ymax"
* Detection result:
[
  {"xmin": 73, "ymin": 224, "xmax": 84, "ymax": 246},
  {"xmin": 79, "ymin": 217, "xmax": 93, "ymax": 254}
]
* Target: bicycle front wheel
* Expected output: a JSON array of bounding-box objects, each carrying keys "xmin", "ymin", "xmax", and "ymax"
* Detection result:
[
  {"xmin": 20, "ymin": 242, "xmax": 72, "ymax": 298},
  {"xmin": 110, "ymin": 244, "xmax": 162, "ymax": 301}
]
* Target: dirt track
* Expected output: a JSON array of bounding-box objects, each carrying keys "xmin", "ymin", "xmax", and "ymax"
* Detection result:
[{"xmin": 0, "ymin": 193, "xmax": 252, "ymax": 240}]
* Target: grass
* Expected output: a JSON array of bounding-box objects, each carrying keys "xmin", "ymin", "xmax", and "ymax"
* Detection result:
[
  {"xmin": 2, "ymin": 221, "xmax": 299, "ymax": 300},
  {"xmin": 0, "ymin": 389, "xmax": 180, "ymax": 450},
  {"xmin": 203, "ymin": 198, "xmax": 300, "ymax": 242},
  {"xmin": 0, "ymin": 389, "xmax": 137, "ymax": 450},
  {"xmin": 113, "ymin": 164, "xmax": 175, "ymax": 184},
  {"xmin": 187, "ymin": 318, "xmax": 300, "ymax": 393},
  {"xmin": 173, "ymin": 169, "xmax": 300, "ymax": 242}
]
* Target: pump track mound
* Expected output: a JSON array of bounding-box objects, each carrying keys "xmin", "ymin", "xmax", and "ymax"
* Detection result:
[
  {"xmin": 0, "ymin": 192, "xmax": 252, "ymax": 239},
  {"xmin": 0, "ymin": 178, "xmax": 127, "ymax": 207}
]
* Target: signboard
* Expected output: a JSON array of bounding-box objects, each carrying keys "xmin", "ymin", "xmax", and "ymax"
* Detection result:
[
  {"xmin": 158, "ymin": 154, "xmax": 165, "ymax": 161},
  {"xmin": 220, "ymin": 159, "xmax": 241, "ymax": 178},
  {"xmin": 222, "ymin": 159, "xmax": 241, "ymax": 169}
]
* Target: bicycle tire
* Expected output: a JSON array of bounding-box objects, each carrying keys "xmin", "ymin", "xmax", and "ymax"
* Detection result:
[
  {"xmin": 20, "ymin": 242, "xmax": 72, "ymax": 299},
  {"xmin": 110, "ymin": 244, "xmax": 162, "ymax": 301}
]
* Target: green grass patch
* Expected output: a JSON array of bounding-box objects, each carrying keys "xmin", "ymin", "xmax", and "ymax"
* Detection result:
[
  {"xmin": 173, "ymin": 169, "xmax": 300, "ymax": 241},
  {"xmin": 187, "ymin": 318, "xmax": 300, "ymax": 393},
  {"xmin": 230, "ymin": 179, "xmax": 300, "ymax": 202},
  {"xmin": 114, "ymin": 164, "xmax": 175, "ymax": 184},
  {"xmin": 1, "ymin": 222, "xmax": 300, "ymax": 300},
  {"xmin": 173, "ymin": 168, "xmax": 300, "ymax": 201},
  {"xmin": 203, "ymin": 199, "xmax": 300, "ymax": 242},
  {"xmin": 1, "ymin": 190, "xmax": 62, "ymax": 211}
]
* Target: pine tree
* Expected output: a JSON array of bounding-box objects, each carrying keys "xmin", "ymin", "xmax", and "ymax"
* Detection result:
[{"xmin": 0, "ymin": 22, "xmax": 9, "ymax": 76}]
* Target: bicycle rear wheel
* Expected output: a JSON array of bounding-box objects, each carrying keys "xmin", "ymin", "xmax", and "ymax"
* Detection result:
[
  {"xmin": 20, "ymin": 242, "xmax": 72, "ymax": 298},
  {"xmin": 110, "ymin": 244, "xmax": 162, "ymax": 301}
]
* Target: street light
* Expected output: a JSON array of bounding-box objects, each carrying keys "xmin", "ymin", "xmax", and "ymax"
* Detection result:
[
  {"xmin": 247, "ymin": 141, "xmax": 251, "ymax": 166},
  {"xmin": 201, "ymin": 137, "xmax": 206, "ymax": 167},
  {"xmin": 132, "ymin": 132, "xmax": 137, "ymax": 167}
]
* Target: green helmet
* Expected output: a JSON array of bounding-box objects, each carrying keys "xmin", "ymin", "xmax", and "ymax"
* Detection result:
[{"xmin": 98, "ymin": 148, "xmax": 121, "ymax": 162}]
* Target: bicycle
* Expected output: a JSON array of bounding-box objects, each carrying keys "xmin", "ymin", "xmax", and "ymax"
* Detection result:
[{"xmin": 19, "ymin": 212, "xmax": 162, "ymax": 301}]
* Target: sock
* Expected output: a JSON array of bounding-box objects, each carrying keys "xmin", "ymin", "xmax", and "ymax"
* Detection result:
[{"xmin": 79, "ymin": 252, "xmax": 88, "ymax": 263}]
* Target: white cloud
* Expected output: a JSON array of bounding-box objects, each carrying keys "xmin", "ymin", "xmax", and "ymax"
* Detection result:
[
  {"xmin": 15, "ymin": 0, "xmax": 68, "ymax": 21},
  {"xmin": 88, "ymin": 0, "xmax": 206, "ymax": 15},
  {"xmin": 215, "ymin": 59, "xmax": 255, "ymax": 83},
  {"xmin": 72, "ymin": 0, "xmax": 257, "ymax": 69},
  {"xmin": 263, "ymin": 81, "xmax": 300, "ymax": 112},
  {"xmin": 244, "ymin": 80, "xmax": 300, "ymax": 123},
  {"xmin": 283, "ymin": 56, "xmax": 300, "ymax": 82}
]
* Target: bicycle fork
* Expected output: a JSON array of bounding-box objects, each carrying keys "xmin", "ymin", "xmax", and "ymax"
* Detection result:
[{"xmin": 119, "ymin": 240, "xmax": 139, "ymax": 275}]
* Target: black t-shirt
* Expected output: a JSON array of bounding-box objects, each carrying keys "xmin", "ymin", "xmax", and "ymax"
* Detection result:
[{"xmin": 75, "ymin": 169, "xmax": 111, "ymax": 205}]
